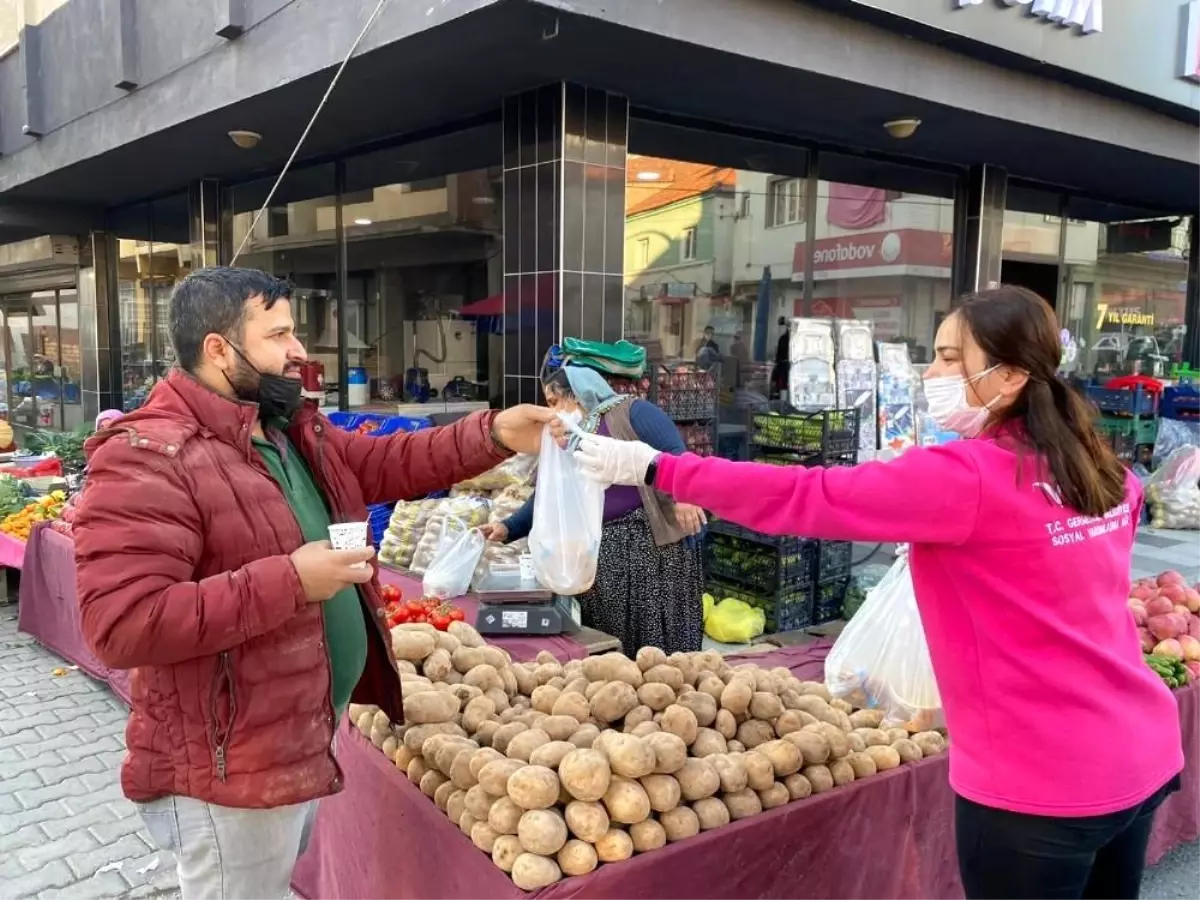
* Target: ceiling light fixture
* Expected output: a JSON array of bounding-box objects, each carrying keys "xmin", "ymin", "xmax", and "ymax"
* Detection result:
[
  {"xmin": 636, "ymin": 171, "xmax": 661, "ymax": 182},
  {"xmin": 228, "ymin": 130, "xmax": 262, "ymax": 149},
  {"xmin": 353, "ymin": 217, "xmax": 372, "ymax": 226},
  {"xmin": 883, "ymin": 118, "xmax": 922, "ymax": 139}
]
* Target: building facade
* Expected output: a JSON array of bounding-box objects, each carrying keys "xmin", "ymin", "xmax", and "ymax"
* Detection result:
[{"xmin": 0, "ymin": 0, "xmax": 1193, "ymax": 438}]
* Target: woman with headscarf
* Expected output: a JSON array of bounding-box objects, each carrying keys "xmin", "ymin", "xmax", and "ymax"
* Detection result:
[{"xmin": 479, "ymin": 348, "xmax": 707, "ymax": 653}]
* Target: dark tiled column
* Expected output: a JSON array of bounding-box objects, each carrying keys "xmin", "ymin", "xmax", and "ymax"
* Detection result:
[
  {"xmin": 502, "ymin": 84, "xmax": 628, "ymax": 406},
  {"xmin": 1185, "ymin": 217, "xmax": 1199, "ymax": 368},
  {"xmin": 953, "ymin": 164, "xmax": 1007, "ymax": 297},
  {"xmin": 78, "ymin": 232, "xmax": 122, "ymax": 418}
]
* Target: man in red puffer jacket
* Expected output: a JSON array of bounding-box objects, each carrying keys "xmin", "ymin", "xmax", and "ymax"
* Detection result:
[{"xmin": 74, "ymin": 267, "xmax": 551, "ymax": 899}]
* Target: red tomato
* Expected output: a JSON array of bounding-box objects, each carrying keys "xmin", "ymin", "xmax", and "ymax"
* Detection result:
[
  {"xmin": 448, "ymin": 607, "xmax": 466, "ymax": 622},
  {"xmin": 431, "ymin": 613, "xmax": 451, "ymax": 631},
  {"xmin": 381, "ymin": 584, "xmax": 400, "ymax": 602}
]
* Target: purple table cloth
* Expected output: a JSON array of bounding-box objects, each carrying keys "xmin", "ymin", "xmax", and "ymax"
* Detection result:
[{"xmin": 0, "ymin": 532, "xmax": 26, "ymax": 569}]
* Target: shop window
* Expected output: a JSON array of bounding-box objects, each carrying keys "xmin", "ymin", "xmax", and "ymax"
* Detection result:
[
  {"xmin": 111, "ymin": 193, "xmax": 194, "ymax": 411},
  {"xmin": 682, "ymin": 227, "xmax": 698, "ymax": 261},
  {"xmin": 767, "ymin": 177, "xmax": 806, "ymax": 228},
  {"xmin": 1060, "ymin": 216, "xmax": 1191, "ymax": 380},
  {"xmin": 0, "ymin": 287, "xmax": 82, "ymax": 437}
]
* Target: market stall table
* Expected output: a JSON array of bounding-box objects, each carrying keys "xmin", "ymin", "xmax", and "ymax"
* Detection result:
[
  {"xmin": 0, "ymin": 530, "xmax": 26, "ymax": 603},
  {"xmin": 291, "ymin": 641, "xmax": 1199, "ymax": 900}
]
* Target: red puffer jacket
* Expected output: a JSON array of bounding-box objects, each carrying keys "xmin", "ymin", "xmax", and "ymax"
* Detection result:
[{"xmin": 74, "ymin": 370, "xmax": 508, "ymax": 808}]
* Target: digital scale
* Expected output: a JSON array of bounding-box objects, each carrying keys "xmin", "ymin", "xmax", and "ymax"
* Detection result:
[{"xmin": 471, "ymin": 569, "xmax": 582, "ymax": 636}]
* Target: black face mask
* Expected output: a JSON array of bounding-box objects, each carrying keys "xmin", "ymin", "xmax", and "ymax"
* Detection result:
[{"xmin": 224, "ymin": 343, "xmax": 303, "ymax": 422}]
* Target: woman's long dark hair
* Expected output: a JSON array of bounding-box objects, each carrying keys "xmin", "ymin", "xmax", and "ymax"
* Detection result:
[{"xmin": 958, "ymin": 286, "xmax": 1126, "ymax": 517}]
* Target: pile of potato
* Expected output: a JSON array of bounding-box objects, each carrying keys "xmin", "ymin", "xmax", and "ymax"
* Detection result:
[{"xmin": 351, "ymin": 622, "xmax": 946, "ymax": 890}]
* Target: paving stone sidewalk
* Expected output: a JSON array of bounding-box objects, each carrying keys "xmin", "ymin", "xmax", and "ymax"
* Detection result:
[{"xmin": 0, "ymin": 606, "xmax": 178, "ymax": 900}]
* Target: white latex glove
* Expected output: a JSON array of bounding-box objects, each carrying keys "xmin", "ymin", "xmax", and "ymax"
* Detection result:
[{"xmin": 574, "ymin": 433, "xmax": 661, "ymax": 487}]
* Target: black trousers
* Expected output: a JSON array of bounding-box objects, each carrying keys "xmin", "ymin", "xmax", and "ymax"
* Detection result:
[{"xmin": 955, "ymin": 775, "xmax": 1180, "ymax": 900}]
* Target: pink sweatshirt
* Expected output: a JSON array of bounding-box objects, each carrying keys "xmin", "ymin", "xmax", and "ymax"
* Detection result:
[{"xmin": 657, "ymin": 437, "xmax": 1184, "ymax": 816}]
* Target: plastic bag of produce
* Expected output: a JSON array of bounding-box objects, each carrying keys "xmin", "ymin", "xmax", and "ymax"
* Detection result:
[
  {"xmin": 527, "ymin": 421, "xmax": 604, "ymax": 595},
  {"xmin": 705, "ymin": 597, "xmax": 765, "ymax": 644},
  {"xmin": 824, "ymin": 556, "xmax": 942, "ymax": 730},
  {"xmin": 1146, "ymin": 446, "xmax": 1200, "ymax": 530},
  {"xmin": 1152, "ymin": 417, "xmax": 1200, "ymax": 468},
  {"xmin": 422, "ymin": 516, "xmax": 486, "ymax": 599}
]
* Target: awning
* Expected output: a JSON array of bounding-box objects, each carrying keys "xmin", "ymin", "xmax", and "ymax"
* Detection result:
[{"xmin": 459, "ymin": 273, "xmax": 559, "ymax": 318}]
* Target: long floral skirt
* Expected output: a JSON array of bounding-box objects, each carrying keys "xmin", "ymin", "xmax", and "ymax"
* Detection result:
[{"xmin": 578, "ymin": 507, "xmax": 705, "ymax": 654}]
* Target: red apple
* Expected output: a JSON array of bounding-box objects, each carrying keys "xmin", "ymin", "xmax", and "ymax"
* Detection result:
[
  {"xmin": 1153, "ymin": 638, "xmax": 1184, "ymax": 659},
  {"xmin": 1177, "ymin": 605, "xmax": 1193, "ymax": 618},
  {"xmin": 1139, "ymin": 628, "xmax": 1157, "ymax": 653},
  {"xmin": 1179, "ymin": 635, "xmax": 1200, "ymax": 662},
  {"xmin": 1187, "ymin": 661, "xmax": 1200, "ymax": 681},
  {"xmin": 1130, "ymin": 604, "xmax": 1147, "ymax": 626},
  {"xmin": 1131, "ymin": 584, "xmax": 1156, "ymax": 601},
  {"xmin": 1146, "ymin": 597, "xmax": 1175, "ymax": 617},
  {"xmin": 1158, "ymin": 570, "xmax": 1185, "ymax": 588},
  {"xmin": 1189, "ymin": 616, "xmax": 1200, "ymax": 641},
  {"xmin": 1184, "ymin": 588, "xmax": 1200, "ymax": 614}
]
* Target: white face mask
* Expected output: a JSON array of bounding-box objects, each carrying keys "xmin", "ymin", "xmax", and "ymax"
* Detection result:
[{"xmin": 924, "ymin": 365, "xmax": 1001, "ymax": 438}]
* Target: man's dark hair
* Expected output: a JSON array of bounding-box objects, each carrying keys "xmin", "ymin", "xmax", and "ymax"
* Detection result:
[
  {"xmin": 704, "ymin": 325, "xmax": 714, "ymax": 334},
  {"xmin": 169, "ymin": 267, "xmax": 292, "ymax": 372}
]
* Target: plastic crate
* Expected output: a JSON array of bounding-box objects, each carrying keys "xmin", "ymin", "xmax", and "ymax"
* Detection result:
[
  {"xmin": 752, "ymin": 448, "xmax": 858, "ymax": 469},
  {"xmin": 326, "ymin": 411, "xmax": 362, "ymax": 432},
  {"xmin": 706, "ymin": 577, "xmax": 815, "ymax": 635},
  {"xmin": 814, "ymin": 576, "xmax": 851, "ymax": 625},
  {"xmin": 367, "ymin": 503, "xmax": 395, "ymax": 546},
  {"xmin": 1086, "ymin": 385, "xmax": 1158, "ymax": 416},
  {"xmin": 751, "ymin": 409, "xmax": 859, "ymax": 455},
  {"xmin": 816, "ymin": 540, "xmax": 852, "ymax": 583},
  {"xmin": 375, "ymin": 415, "xmax": 433, "ymax": 435},
  {"xmin": 704, "ymin": 528, "xmax": 818, "ymax": 595},
  {"xmin": 1161, "ymin": 385, "xmax": 1200, "ymax": 421},
  {"xmin": 1097, "ymin": 414, "xmax": 1157, "ymax": 446},
  {"xmin": 655, "ymin": 364, "xmax": 718, "ymax": 421}
]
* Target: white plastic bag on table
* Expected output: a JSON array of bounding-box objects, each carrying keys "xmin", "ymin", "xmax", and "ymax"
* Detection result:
[
  {"xmin": 1146, "ymin": 446, "xmax": 1200, "ymax": 530},
  {"xmin": 824, "ymin": 554, "xmax": 943, "ymax": 731},
  {"xmin": 527, "ymin": 420, "xmax": 604, "ymax": 595},
  {"xmin": 421, "ymin": 516, "xmax": 486, "ymax": 599}
]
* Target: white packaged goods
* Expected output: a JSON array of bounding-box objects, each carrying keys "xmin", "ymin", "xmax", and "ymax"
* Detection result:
[{"xmin": 788, "ymin": 319, "xmax": 837, "ymax": 411}]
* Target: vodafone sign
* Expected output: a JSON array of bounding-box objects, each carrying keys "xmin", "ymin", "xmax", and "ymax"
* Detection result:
[{"xmin": 791, "ymin": 229, "xmax": 952, "ymax": 281}]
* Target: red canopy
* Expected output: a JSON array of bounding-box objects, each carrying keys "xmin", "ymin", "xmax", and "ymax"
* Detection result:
[{"xmin": 459, "ymin": 273, "xmax": 559, "ymax": 317}]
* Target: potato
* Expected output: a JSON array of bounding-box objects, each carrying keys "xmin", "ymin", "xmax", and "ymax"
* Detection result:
[
  {"xmin": 696, "ymin": 674, "xmax": 726, "ymax": 704},
  {"xmin": 564, "ymin": 800, "xmax": 610, "ymax": 842},
  {"xmin": 558, "ymin": 748, "xmax": 612, "ymax": 802},
  {"xmin": 851, "ymin": 727, "xmax": 889, "ymax": 748},
  {"xmin": 710, "ymin": 753, "xmax": 749, "ymax": 793},
  {"xmin": 644, "ymin": 732, "xmax": 688, "ymax": 774},
  {"xmin": 829, "ymin": 758, "xmax": 856, "ymax": 786},
  {"xmin": 723, "ymin": 788, "xmax": 763, "ymax": 820},
  {"xmin": 518, "ymin": 808, "xmax": 568, "ymax": 855},
  {"xmin": 714, "ymin": 708, "xmax": 737, "ymax": 740},
  {"xmin": 550, "ymin": 691, "xmax": 591, "ymax": 723},
  {"xmin": 457, "ymin": 811, "xmax": 478, "ymax": 837},
  {"xmin": 595, "ymin": 828, "xmax": 634, "ymax": 863},
  {"xmin": 803, "ymin": 764, "xmax": 834, "ymax": 794},
  {"xmin": 564, "ymin": 677, "xmax": 590, "ymax": 696},
  {"xmin": 435, "ymin": 740, "xmax": 478, "ymax": 777},
  {"xmin": 471, "ymin": 821, "xmax": 499, "ymax": 853},
  {"xmin": 783, "ymin": 730, "xmax": 830, "ymax": 766},
  {"xmin": 491, "ymin": 834, "xmax": 522, "ymax": 873},
  {"xmin": 784, "ymin": 772, "xmax": 812, "ymax": 801},
  {"xmin": 847, "ymin": 751, "xmax": 877, "ymax": 779},
  {"xmin": 462, "ymin": 697, "xmax": 496, "ymax": 735},
  {"xmin": 650, "ymin": 807, "xmax": 694, "ymax": 844},
  {"xmin": 422, "ymin": 648, "xmax": 453, "ymax": 682},
  {"xmin": 830, "ymin": 698, "xmax": 853, "ymax": 715},
  {"xmin": 474, "ymin": 720, "xmax": 501, "ymax": 747},
  {"xmin": 849, "ymin": 708, "xmax": 885, "ymax": 729},
  {"xmin": 750, "ymin": 692, "xmax": 783, "ymax": 721},
  {"xmin": 636, "ymin": 646, "xmax": 668, "ymax": 672},
  {"xmin": 758, "ymin": 739, "xmax": 804, "ymax": 777},
  {"xmin": 446, "ymin": 789, "xmax": 468, "ymax": 826},
  {"xmin": 589, "ymin": 682, "xmax": 640, "ymax": 724},
  {"xmin": 798, "ymin": 681, "xmax": 832, "ymax": 702},
  {"xmin": 434, "ymin": 779, "xmax": 457, "ymax": 810},
  {"xmin": 641, "ymin": 663, "xmax": 686, "ymax": 693},
  {"xmin": 773, "ymin": 709, "xmax": 811, "ymax": 738},
  {"xmin": 491, "ymin": 722, "xmax": 528, "ymax": 755},
  {"xmin": 507, "ymin": 728, "xmax": 551, "ymax": 762},
  {"xmin": 675, "ymin": 690, "xmax": 718, "ymax": 727},
  {"xmin": 569, "ymin": 724, "xmax": 600, "ymax": 749},
  {"xmin": 484, "ymin": 688, "xmax": 510, "ymax": 713},
  {"xmin": 865, "ymin": 745, "xmax": 902, "ymax": 771},
  {"xmin": 404, "ymin": 721, "xmax": 465, "ymax": 753},
  {"xmin": 584, "ymin": 653, "xmax": 643, "ymax": 687},
  {"xmin": 511, "ymin": 664, "xmax": 537, "ymax": 697},
  {"xmin": 603, "ymin": 775, "xmax": 652, "ymax": 824},
  {"xmin": 676, "ymin": 758, "xmax": 720, "ymax": 801},
  {"xmin": 720, "ymin": 680, "xmax": 753, "ymax": 716},
  {"xmin": 529, "ymin": 740, "xmax": 575, "ymax": 769},
  {"xmin": 806, "ymin": 722, "xmax": 850, "ymax": 759},
  {"xmin": 690, "ymin": 727, "xmax": 728, "ymax": 758},
  {"xmin": 693, "ymin": 796, "xmax": 731, "ymax": 831},
  {"xmin": 623, "ymin": 705, "xmax": 654, "ymax": 732},
  {"xmin": 477, "ymin": 757, "xmax": 525, "ymax": 796},
  {"xmin": 407, "ymin": 757, "xmax": 427, "ymax": 784},
  {"xmin": 637, "ymin": 682, "xmax": 676, "ymax": 712},
  {"xmin": 445, "ymin": 620, "xmax": 484, "ymax": 648},
  {"xmin": 630, "ymin": 818, "xmax": 667, "ymax": 853},
  {"xmin": 487, "ymin": 796, "xmax": 525, "ymax": 834},
  {"xmin": 656, "ymin": 705, "xmax": 696, "ymax": 746},
  {"xmin": 846, "ymin": 733, "xmax": 867, "ymax": 753},
  {"xmin": 892, "ymin": 739, "xmax": 924, "ymax": 764},
  {"xmin": 517, "ymin": 709, "xmax": 548, "ymax": 729},
  {"xmin": 631, "ymin": 721, "xmax": 660, "ymax": 738},
  {"xmin": 558, "ymin": 839, "xmax": 599, "ymax": 876},
  {"xmin": 395, "ymin": 660, "xmax": 418, "ymax": 676},
  {"xmin": 392, "ymin": 631, "xmax": 436, "ymax": 662},
  {"xmin": 912, "ymin": 731, "xmax": 946, "ymax": 757},
  {"xmin": 433, "ymin": 630, "xmax": 461, "ymax": 655},
  {"xmin": 449, "ymin": 748, "xmax": 479, "ymax": 790},
  {"xmin": 530, "ymin": 684, "xmax": 562, "ymax": 715},
  {"xmin": 605, "ymin": 733, "xmax": 656, "ymax": 778},
  {"xmin": 742, "ymin": 750, "xmax": 776, "ymax": 791},
  {"xmin": 640, "ymin": 774, "xmax": 682, "ymax": 812},
  {"xmin": 507, "ymin": 765, "xmax": 560, "ymax": 810},
  {"xmin": 394, "ymin": 745, "xmax": 417, "ymax": 772},
  {"xmin": 736, "ymin": 719, "xmax": 775, "ymax": 749},
  {"xmin": 758, "ymin": 782, "xmax": 790, "ymax": 810},
  {"xmin": 511, "ymin": 853, "xmax": 562, "ymax": 891},
  {"xmin": 464, "ymin": 664, "xmax": 503, "ymax": 694},
  {"xmin": 369, "ymin": 726, "xmax": 392, "ymax": 750},
  {"xmin": 464, "ymin": 783, "xmax": 497, "ymax": 819},
  {"xmin": 787, "ymin": 694, "xmax": 830, "ymax": 719},
  {"xmin": 585, "ymin": 681, "xmax": 607, "ymax": 701},
  {"xmin": 420, "ymin": 769, "xmax": 448, "ymax": 798}
]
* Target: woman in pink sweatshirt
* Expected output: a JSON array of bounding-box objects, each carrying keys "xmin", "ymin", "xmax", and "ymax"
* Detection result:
[{"xmin": 573, "ymin": 286, "xmax": 1183, "ymax": 900}]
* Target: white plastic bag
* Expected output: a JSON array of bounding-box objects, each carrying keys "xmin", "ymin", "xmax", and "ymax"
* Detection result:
[
  {"xmin": 421, "ymin": 516, "xmax": 486, "ymax": 599},
  {"xmin": 824, "ymin": 555, "xmax": 943, "ymax": 731},
  {"xmin": 527, "ymin": 421, "xmax": 604, "ymax": 595},
  {"xmin": 1146, "ymin": 446, "xmax": 1200, "ymax": 530}
]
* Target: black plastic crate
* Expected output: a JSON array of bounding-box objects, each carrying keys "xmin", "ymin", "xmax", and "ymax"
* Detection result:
[
  {"xmin": 817, "ymin": 540, "xmax": 852, "ymax": 583},
  {"xmin": 707, "ymin": 519, "xmax": 811, "ymax": 553},
  {"xmin": 813, "ymin": 576, "xmax": 851, "ymax": 625},
  {"xmin": 752, "ymin": 448, "xmax": 859, "ymax": 469},
  {"xmin": 706, "ymin": 577, "xmax": 815, "ymax": 635},
  {"xmin": 704, "ymin": 528, "xmax": 818, "ymax": 595},
  {"xmin": 655, "ymin": 364, "xmax": 718, "ymax": 421},
  {"xmin": 751, "ymin": 409, "xmax": 859, "ymax": 455}
]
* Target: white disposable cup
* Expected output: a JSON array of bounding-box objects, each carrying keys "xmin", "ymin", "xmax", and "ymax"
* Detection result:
[{"xmin": 328, "ymin": 522, "xmax": 370, "ymax": 568}]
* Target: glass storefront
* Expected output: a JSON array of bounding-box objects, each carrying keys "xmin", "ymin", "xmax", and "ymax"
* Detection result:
[{"xmin": 0, "ymin": 286, "xmax": 83, "ymax": 436}]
